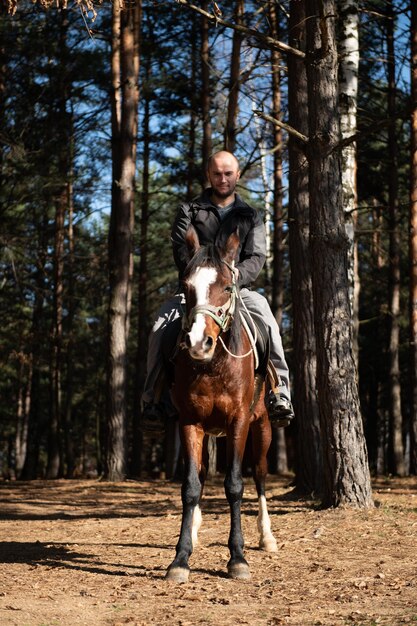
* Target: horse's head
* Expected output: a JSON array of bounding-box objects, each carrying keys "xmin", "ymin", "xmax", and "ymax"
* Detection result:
[{"xmin": 181, "ymin": 226, "xmax": 239, "ymax": 362}]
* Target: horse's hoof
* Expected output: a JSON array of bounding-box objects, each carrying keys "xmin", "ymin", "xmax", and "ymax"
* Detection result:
[
  {"xmin": 165, "ymin": 566, "xmax": 190, "ymax": 583},
  {"xmin": 227, "ymin": 561, "xmax": 251, "ymax": 580},
  {"xmin": 259, "ymin": 536, "xmax": 278, "ymax": 552}
]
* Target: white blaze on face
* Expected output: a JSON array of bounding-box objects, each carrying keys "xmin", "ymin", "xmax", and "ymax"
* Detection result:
[{"xmin": 187, "ymin": 266, "xmax": 217, "ymax": 346}]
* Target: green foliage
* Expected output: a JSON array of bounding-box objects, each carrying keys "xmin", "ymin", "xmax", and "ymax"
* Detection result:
[
  {"xmin": 0, "ymin": 0, "xmax": 414, "ymax": 478},
  {"xmin": 356, "ymin": 1, "xmax": 412, "ymax": 473},
  {"xmin": 0, "ymin": 5, "xmax": 110, "ymax": 477}
]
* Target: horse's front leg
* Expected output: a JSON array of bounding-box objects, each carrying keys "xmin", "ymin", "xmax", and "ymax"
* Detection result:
[
  {"xmin": 251, "ymin": 413, "xmax": 278, "ymax": 552},
  {"xmin": 165, "ymin": 424, "xmax": 204, "ymax": 583},
  {"xmin": 224, "ymin": 419, "xmax": 251, "ymax": 580}
]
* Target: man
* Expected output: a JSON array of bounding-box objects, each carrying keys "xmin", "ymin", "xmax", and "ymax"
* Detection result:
[{"xmin": 142, "ymin": 150, "xmax": 294, "ymax": 426}]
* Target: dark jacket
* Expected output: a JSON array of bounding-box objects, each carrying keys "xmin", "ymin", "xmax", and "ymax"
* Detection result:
[{"xmin": 171, "ymin": 188, "xmax": 266, "ymax": 288}]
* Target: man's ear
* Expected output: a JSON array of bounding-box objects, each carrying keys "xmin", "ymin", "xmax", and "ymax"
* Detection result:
[
  {"xmin": 185, "ymin": 225, "xmax": 200, "ymax": 259},
  {"xmin": 222, "ymin": 227, "xmax": 240, "ymax": 264}
]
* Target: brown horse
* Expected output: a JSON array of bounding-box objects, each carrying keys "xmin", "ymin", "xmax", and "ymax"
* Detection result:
[{"xmin": 165, "ymin": 226, "xmax": 277, "ymax": 583}]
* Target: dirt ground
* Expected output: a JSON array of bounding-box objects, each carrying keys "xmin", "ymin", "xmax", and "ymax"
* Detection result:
[{"xmin": 0, "ymin": 475, "xmax": 416, "ymax": 626}]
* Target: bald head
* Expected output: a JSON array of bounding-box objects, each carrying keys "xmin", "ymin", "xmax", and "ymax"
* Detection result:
[
  {"xmin": 207, "ymin": 151, "xmax": 240, "ymax": 172},
  {"xmin": 206, "ymin": 151, "xmax": 241, "ymax": 207}
]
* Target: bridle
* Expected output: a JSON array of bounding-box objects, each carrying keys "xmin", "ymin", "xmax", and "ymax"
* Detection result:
[
  {"xmin": 182, "ymin": 259, "xmax": 257, "ymax": 361},
  {"xmin": 182, "ymin": 260, "xmax": 238, "ymax": 334}
]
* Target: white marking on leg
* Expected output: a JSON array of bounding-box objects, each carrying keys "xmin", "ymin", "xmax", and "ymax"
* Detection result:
[
  {"xmin": 257, "ymin": 495, "xmax": 278, "ymax": 552},
  {"xmin": 187, "ymin": 267, "xmax": 217, "ymax": 346},
  {"xmin": 191, "ymin": 504, "xmax": 202, "ymax": 548}
]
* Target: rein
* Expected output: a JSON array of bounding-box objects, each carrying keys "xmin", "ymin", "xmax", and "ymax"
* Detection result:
[{"xmin": 183, "ymin": 259, "xmax": 256, "ymax": 360}]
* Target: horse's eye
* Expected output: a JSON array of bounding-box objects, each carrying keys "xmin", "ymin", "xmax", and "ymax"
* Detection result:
[{"xmin": 224, "ymin": 286, "xmax": 233, "ymax": 293}]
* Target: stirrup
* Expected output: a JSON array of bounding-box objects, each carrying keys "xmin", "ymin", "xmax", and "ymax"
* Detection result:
[{"xmin": 267, "ymin": 392, "xmax": 295, "ymax": 427}]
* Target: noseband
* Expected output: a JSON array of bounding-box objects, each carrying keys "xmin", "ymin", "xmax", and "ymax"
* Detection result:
[{"xmin": 182, "ymin": 260, "xmax": 238, "ymax": 333}]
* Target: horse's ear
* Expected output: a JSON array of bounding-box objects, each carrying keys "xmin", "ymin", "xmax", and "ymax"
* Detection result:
[
  {"xmin": 222, "ymin": 227, "xmax": 240, "ymax": 264},
  {"xmin": 185, "ymin": 225, "xmax": 200, "ymax": 258}
]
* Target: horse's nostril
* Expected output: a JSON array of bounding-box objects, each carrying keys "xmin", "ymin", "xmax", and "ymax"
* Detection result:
[{"xmin": 204, "ymin": 336, "xmax": 214, "ymax": 351}]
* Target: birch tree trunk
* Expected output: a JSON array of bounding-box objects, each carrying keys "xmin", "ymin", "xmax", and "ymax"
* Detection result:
[
  {"xmin": 107, "ymin": 2, "xmax": 141, "ymax": 481},
  {"xmin": 288, "ymin": 0, "xmax": 322, "ymax": 494},
  {"xmin": 410, "ymin": 0, "xmax": 417, "ymax": 474},
  {"xmin": 338, "ymin": 0, "xmax": 360, "ymax": 367},
  {"xmin": 306, "ymin": 0, "xmax": 373, "ymax": 507},
  {"xmin": 386, "ymin": 1, "xmax": 405, "ymax": 476}
]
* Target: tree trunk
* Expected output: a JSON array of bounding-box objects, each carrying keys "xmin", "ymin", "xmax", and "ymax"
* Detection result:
[
  {"xmin": 269, "ymin": 0, "xmax": 285, "ymax": 325},
  {"xmin": 187, "ymin": 14, "xmax": 198, "ymax": 199},
  {"xmin": 21, "ymin": 215, "xmax": 49, "ymax": 480},
  {"xmin": 47, "ymin": 8, "xmax": 70, "ymax": 479},
  {"xmin": 368, "ymin": 199, "xmax": 388, "ymax": 474},
  {"xmin": 410, "ymin": 0, "xmax": 417, "ymax": 475},
  {"xmin": 15, "ymin": 352, "xmax": 31, "ymax": 477},
  {"xmin": 201, "ymin": 0, "xmax": 212, "ymax": 182},
  {"xmin": 0, "ymin": 21, "xmax": 5, "ymax": 192},
  {"xmin": 132, "ymin": 50, "xmax": 150, "ymax": 478},
  {"xmin": 338, "ymin": 0, "xmax": 360, "ymax": 367},
  {"xmin": 306, "ymin": 0, "xmax": 373, "ymax": 507},
  {"xmin": 64, "ymin": 149, "xmax": 75, "ymax": 478},
  {"xmin": 107, "ymin": 2, "xmax": 141, "ymax": 481},
  {"xmin": 288, "ymin": 0, "xmax": 322, "ymax": 495},
  {"xmin": 268, "ymin": 0, "xmax": 287, "ymax": 475},
  {"xmin": 386, "ymin": 1, "xmax": 405, "ymax": 476},
  {"xmin": 224, "ymin": 0, "xmax": 243, "ymax": 152}
]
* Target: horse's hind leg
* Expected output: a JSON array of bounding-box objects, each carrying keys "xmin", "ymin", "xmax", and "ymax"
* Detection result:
[
  {"xmin": 166, "ymin": 425, "xmax": 204, "ymax": 583},
  {"xmin": 251, "ymin": 416, "xmax": 278, "ymax": 552}
]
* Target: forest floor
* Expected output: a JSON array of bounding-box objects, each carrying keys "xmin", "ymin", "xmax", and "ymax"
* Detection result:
[{"xmin": 0, "ymin": 475, "xmax": 416, "ymax": 626}]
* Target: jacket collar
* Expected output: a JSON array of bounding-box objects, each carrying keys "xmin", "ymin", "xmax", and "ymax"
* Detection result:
[{"xmin": 197, "ymin": 188, "xmax": 254, "ymax": 213}]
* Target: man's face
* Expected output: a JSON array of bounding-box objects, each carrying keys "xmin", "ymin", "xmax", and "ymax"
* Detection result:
[{"xmin": 207, "ymin": 154, "xmax": 241, "ymax": 200}]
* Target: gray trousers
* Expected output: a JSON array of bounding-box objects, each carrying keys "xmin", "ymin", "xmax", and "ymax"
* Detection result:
[{"xmin": 142, "ymin": 288, "xmax": 291, "ymax": 405}]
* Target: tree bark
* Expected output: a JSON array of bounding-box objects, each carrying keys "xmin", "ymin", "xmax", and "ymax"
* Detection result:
[
  {"xmin": 64, "ymin": 146, "xmax": 75, "ymax": 478},
  {"xmin": 306, "ymin": 0, "xmax": 373, "ymax": 507},
  {"xmin": 201, "ymin": 0, "xmax": 212, "ymax": 182},
  {"xmin": 410, "ymin": 0, "xmax": 417, "ymax": 474},
  {"xmin": 107, "ymin": 2, "xmax": 141, "ymax": 481},
  {"xmin": 288, "ymin": 0, "xmax": 322, "ymax": 495},
  {"xmin": 21, "ymin": 215, "xmax": 49, "ymax": 480},
  {"xmin": 15, "ymin": 351, "xmax": 31, "ymax": 478},
  {"xmin": 269, "ymin": 0, "xmax": 284, "ymax": 326},
  {"xmin": 386, "ymin": 1, "xmax": 405, "ymax": 476},
  {"xmin": 338, "ymin": 0, "xmax": 360, "ymax": 367},
  {"xmin": 47, "ymin": 8, "xmax": 70, "ymax": 479},
  {"xmin": 132, "ymin": 48, "xmax": 150, "ymax": 478},
  {"xmin": 224, "ymin": 0, "xmax": 243, "ymax": 152},
  {"xmin": 187, "ymin": 12, "xmax": 198, "ymax": 199},
  {"xmin": 268, "ymin": 0, "xmax": 287, "ymax": 475}
]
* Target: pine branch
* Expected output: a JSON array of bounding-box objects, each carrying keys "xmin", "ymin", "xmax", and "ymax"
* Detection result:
[
  {"xmin": 253, "ymin": 110, "xmax": 309, "ymax": 144},
  {"xmin": 174, "ymin": 0, "xmax": 305, "ymax": 59}
]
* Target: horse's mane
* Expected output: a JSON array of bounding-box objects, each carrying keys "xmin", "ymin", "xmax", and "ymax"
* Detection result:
[{"xmin": 183, "ymin": 244, "xmax": 242, "ymax": 353}]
